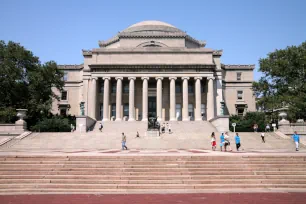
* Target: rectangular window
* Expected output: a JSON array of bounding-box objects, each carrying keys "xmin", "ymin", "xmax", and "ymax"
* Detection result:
[
  {"xmin": 237, "ymin": 108, "xmax": 244, "ymax": 116},
  {"xmin": 60, "ymin": 109, "xmax": 67, "ymax": 116},
  {"xmin": 111, "ymin": 82, "xmax": 116, "ymax": 93},
  {"xmin": 237, "ymin": 90, "xmax": 243, "ymax": 100},
  {"xmin": 63, "ymin": 72, "xmax": 68, "ymax": 81},
  {"xmin": 111, "ymin": 103, "xmax": 116, "ymax": 117},
  {"xmin": 175, "ymin": 83, "xmax": 181, "ymax": 93},
  {"xmin": 201, "ymin": 104, "xmax": 206, "ymax": 115},
  {"xmin": 61, "ymin": 91, "xmax": 67, "ymax": 100},
  {"xmin": 124, "ymin": 103, "xmax": 129, "ymax": 116},
  {"xmin": 188, "ymin": 104, "xmax": 194, "ymax": 119},
  {"xmin": 188, "ymin": 83, "xmax": 194, "ymax": 93},
  {"xmin": 237, "ymin": 72, "xmax": 242, "ymax": 81},
  {"xmin": 123, "ymin": 82, "xmax": 129, "ymax": 93},
  {"xmin": 100, "ymin": 81, "xmax": 104, "ymax": 93}
]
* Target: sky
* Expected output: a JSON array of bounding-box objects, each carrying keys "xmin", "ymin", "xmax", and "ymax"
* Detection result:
[{"xmin": 0, "ymin": 0, "xmax": 305, "ymax": 81}]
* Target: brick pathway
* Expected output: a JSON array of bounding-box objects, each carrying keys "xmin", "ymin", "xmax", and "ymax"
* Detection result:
[{"xmin": 0, "ymin": 193, "xmax": 305, "ymax": 204}]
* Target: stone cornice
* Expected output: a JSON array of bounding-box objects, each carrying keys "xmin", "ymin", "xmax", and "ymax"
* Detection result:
[
  {"xmin": 89, "ymin": 64, "xmax": 216, "ymax": 69},
  {"xmin": 58, "ymin": 64, "xmax": 84, "ymax": 70},
  {"xmin": 92, "ymin": 48, "xmax": 214, "ymax": 54},
  {"xmin": 213, "ymin": 50, "xmax": 223, "ymax": 56},
  {"xmin": 222, "ymin": 80, "xmax": 254, "ymax": 84},
  {"xmin": 82, "ymin": 49, "xmax": 93, "ymax": 56},
  {"xmin": 221, "ymin": 64, "xmax": 255, "ymax": 70}
]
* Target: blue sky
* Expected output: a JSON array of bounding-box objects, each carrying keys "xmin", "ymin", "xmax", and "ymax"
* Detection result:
[{"xmin": 0, "ymin": 0, "xmax": 305, "ymax": 80}]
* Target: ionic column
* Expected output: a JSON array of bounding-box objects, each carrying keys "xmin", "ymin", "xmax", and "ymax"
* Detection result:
[
  {"xmin": 141, "ymin": 77, "xmax": 149, "ymax": 121},
  {"xmin": 169, "ymin": 77, "xmax": 177, "ymax": 121},
  {"xmin": 207, "ymin": 76, "xmax": 215, "ymax": 120},
  {"xmin": 194, "ymin": 77, "xmax": 202, "ymax": 121},
  {"xmin": 115, "ymin": 77, "xmax": 123, "ymax": 121},
  {"xmin": 128, "ymin": 77, "xmax": 136, "ymax": 121},
  {"xmin": 102, "ymin": 77, "xmax": 110, "ymax": 121},
  {"xmin": 156, "ymin": 77, "xmax": 163, "ymax": 122},
  {"xmin": 89, "ymin": 77, "xmax": 97, "ymax": 119},
  {"xmin": 182, "ymin": 77, "xmax": 190, "ymax": 121}
]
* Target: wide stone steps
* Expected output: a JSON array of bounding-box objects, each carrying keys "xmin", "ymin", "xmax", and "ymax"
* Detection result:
[{"xmin": 0, "ymin": 155, "xmax": 306, "ymax": 193}]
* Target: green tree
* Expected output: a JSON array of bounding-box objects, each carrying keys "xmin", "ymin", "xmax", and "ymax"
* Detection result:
[
  {"xmin": 253, "ymin": 41, "xmax": 306, "ymax": 121},
  {"xmin": 0, "ymin": 40, "xmax": 64, "ymax": 126}
]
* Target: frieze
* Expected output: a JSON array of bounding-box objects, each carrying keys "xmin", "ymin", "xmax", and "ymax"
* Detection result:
[
  {"xmin": 221, "ymin": 64, "xmax": 255, "ymax": 70},
  {"xmin": 213, "ymin": 50, "xmax": 223, "ymax": 56}
]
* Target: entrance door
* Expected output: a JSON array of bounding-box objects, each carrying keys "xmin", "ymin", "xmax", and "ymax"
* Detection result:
[
  {"xmin": 176, "ymin": 104, "xmax": 182, "ymax": 120},
  {"xmin": 148, "ymin": 96, "xmax": 156, "ymax": 118}
]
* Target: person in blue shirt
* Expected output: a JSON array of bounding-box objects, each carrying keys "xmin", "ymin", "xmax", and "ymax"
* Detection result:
[
  {"xmin": 292, "ymin": 131, "xmax": 300, "ymax": 151},
  {"xmin": 235, "ymin": 133, "xmax": 241, "ymax": 151},
  {"xmin": 220, "ymin": 133, "xmax": 225, "ymax": 151}
]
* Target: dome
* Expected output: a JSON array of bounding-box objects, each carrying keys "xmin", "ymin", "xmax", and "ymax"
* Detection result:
[
  {"xmin": 127, "ymin": 20, "xmax": 176, "ymax": 29},
  {"xmin": 122, "ymin": 20, "xmax": 182, "ymax": 33}
]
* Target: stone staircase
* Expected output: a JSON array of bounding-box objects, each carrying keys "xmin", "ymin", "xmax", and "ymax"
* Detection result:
[{"xmin": 0, "ymin": 155, "xmax": 306, "ymax": 193}]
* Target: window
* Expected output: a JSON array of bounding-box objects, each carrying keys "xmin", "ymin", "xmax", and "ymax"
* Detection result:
[
  {"xmin": 188, "ymin": 83, "xmax": 194, "ymax": 93},
  {"xmin": 63, "ymin": 72, "xmax": 68, "ymax": 81},
  {"xmin": 60, "ymin": 109, "xmax": 67, "ymax": 116},
  {"xmin": 61, "ymin": 91, "xmax": 67, "ymax": 100},
  {"xmin": 237, "ymin": 108, "xmax": 244, "ymax": 116},
  {"xmin": 176, "ymin": 104, "xmax": 182, "ymax": 120},
  {"xmin": 237, "ymin": 90, "xmax": 243, "ymax": 100},
  {"xmin": 123, "ymin": 82, "xmax": 129, "ymax": 93},
  {"xmin": 111, "ymin": 103, "xmax": 116, "ymax": 117},
  {"xmin": 124, "ymin": 104, "xmax": 129, "ymax": 116},
  {"xmin": 237, "ymin": 72, "xmax": 242, "ymax": 81},
  {"xmin": 201, "ymin": 104, "xmax": 206, "ymax": 117},
  {"xmin": 188, "ymin": 104, "xmax": 194, "ymax": 119},
  {"xmin": 100, "ymin": 81, "xmax": 104, "ymax": 93},
  {"xmin": 111, "ymin": 82, "xmax": 116, "ymax": 93},
  {"xmin": 100, "ymin": 103, "xmax": 103, "ymax": 120},
  {"xmin": 175, "ymin": 83, "xmax": 181, "ymax": 93}
]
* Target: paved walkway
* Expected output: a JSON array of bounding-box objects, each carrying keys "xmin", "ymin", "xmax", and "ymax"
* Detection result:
[{"xmin": 0, "ymin": 193, "xmax": 305, "ymax": 204}]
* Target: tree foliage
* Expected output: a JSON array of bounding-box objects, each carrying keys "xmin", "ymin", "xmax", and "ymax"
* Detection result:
[
  {"xmin": 253, "ymin": 41, "xmax": 306, "ymax": 121},
  {"xmin": 0, "ymin": 40, "xmax": 64, "ymax": 126}
]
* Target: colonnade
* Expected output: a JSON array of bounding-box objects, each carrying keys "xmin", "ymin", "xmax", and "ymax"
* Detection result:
[{"xmin": 87, "ymin": 76, "xmax": 216, "ymax": 121}]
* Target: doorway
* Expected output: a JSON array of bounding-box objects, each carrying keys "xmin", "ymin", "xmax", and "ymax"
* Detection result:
[{"xmin": 148, "ymin": 96, "xmax": 156, "ymax": 118}]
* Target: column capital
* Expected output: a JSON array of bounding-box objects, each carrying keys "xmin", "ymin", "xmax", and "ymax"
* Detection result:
[
  {"xmin": 103, "ymin": 77, "xmax": 111, "ymax": 80},
  {"xmin": 169, "ymin": 77, "xmax": 177, "ymax": 80},
  {"xmin": 182, "ymin": 77, "xmax": 190, "ymax": 80},
  {"xmin": 155, "ymin": 77, "xmax": 163, "ymax": 80},
  {"xmin": 128, "ymin": 77, "xmax": 136, "ymax": 80},
  {"xmin": 91, "ymin": 76, "xmax": 98, "ymax": 80},
  {"xmin": 141, "ymin": 77, "xmax": 150, "ymax": 80},
  {"xmin": 115, "ymin": 77, "xmax": 123, "ymax": 80},
  {"xmin": 194, "ymin": 76, "xmax": 202, "ymax": 80},
  {"xmin": 207, "ymin": 76, "xmax": 215, "ymax": 80}
]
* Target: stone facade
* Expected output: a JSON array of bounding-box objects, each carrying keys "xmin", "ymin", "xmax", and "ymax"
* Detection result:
[{"xmin": 52, "ymin": 21, "xmax": 255, "ymax": 121}]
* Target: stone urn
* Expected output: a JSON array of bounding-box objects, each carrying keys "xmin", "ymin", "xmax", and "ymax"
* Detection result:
[
  {"xmin": 15, "ymin": 109, "xmax": 28, "ymax": 131},
  {"xmin": 279, "ymin": 111, "xmax": 289, "ymax": 124}
]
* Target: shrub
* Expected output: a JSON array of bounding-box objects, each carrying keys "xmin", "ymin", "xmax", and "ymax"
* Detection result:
[
  {"xmin": 229, "ymin": 112, "xmax": 266, "ymax": 132},
  {"xmin": 0, "ymin": 108, "xmax": 18, "ymax": 123},
  {"xmin": 31, "ymin": 116, "xmax": 73, "ymax": 132}
]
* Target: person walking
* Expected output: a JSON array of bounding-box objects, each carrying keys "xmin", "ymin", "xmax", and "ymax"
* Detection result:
[
  {"xmin": 168, "ymin": 123, "xmax": 172, "ymax": 134},
  {"xmin": 261, "ymin": 132, "xmax": 265, "ymax": 143},
  {"xmin": 211, "ymin": 132, "xmax": 217, "ymax": 151},
  {"xmin": 253, "ymin": 124, "xmax": 258, "ymax": 132},
  {"xmin": 121, "ymin": 133, "xmax": 128, "ymax": 150},
  {"xmin": 136, "ymin": 131, "xmax": 140, "ymax": 138},
  {"xmin": 99, "ymin": 122, "xmax": 103, "ymax": 132},
  {"xmin": 235, "ymin": 133, "xmax": 241, "ymax": 151},
  {"xmin": 220, "ymin": 133, "xmax": 225, "ymax": 151},
  {"xmin": 265, "ymin": 124, "xmax": 270, "ymax": 132},
  {"xmin": 292, "ymin": 131, "xmax": 300, "ymax": 151},
  {"xmin": 224, "ymin": 132, "xmax": 232, "ymax": 152}
]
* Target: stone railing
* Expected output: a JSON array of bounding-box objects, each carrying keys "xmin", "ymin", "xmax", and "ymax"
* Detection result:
[
  {"xmin": 278, "ymin": 123, "xmax": 306, "ymax": 135},
  {"xmin": 209, "ymin": 115, "xmax": 229, "ymax": 132},
  {"xmin": 76, "ymin": 116, "xmax": 96, "ymax": 132}
]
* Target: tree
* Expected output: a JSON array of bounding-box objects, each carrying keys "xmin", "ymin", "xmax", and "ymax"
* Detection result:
[
  {"xmin": 0, "ymin": 40, "xmax": 64, "ymax": 126},
  {"xmin": 253, "ymin": 41, "xmax": 306, "ymax": 121}
]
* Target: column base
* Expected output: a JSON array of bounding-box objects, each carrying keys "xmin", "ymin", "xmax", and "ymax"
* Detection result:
[
  {"xmin": 170, "ymin": 118, "xmax": 177, "ymax": 121},
  {"xmin": 182, "ymin": 118, "xmax": 190, "ymax": 121},
  {"xmin": 115, "ymin": 118, "xmax": 122, "ymax": 122},
  {"xmin": 128, "ymin": 118, "xmax": 135, "ymax": 122},
  {"xmin": 142, "ymin": 118, "xmax": 148, "ymax": 122},
  {"xmin": 195, "ymin": 118, "xmax": 203, "ymax": 121},
  {"xmin": 102, "ymin": 118, "xmax": 109, "ymax": 122}
]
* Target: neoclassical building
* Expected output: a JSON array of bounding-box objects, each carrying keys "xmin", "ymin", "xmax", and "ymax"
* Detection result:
[{"xmin": 52, "ymin": 21, "xmax": 256, "ymax": 123}]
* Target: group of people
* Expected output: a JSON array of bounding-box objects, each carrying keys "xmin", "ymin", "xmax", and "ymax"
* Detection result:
[
  {"xmin": 160, "ymin": 123, "xmax": 172, "ymax": 134},
  {"xmin": 211, "ymin": 132, "xmax": 241, "ymax": 152},
  {"xmin": 253, "ymin": 123, "xmax": 271, "ymax": 133}
]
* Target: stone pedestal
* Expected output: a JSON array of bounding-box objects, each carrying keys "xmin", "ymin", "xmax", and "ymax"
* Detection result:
[{"xmin": 15, "ymin": 109, "xmax": 28, "ymax": 131}]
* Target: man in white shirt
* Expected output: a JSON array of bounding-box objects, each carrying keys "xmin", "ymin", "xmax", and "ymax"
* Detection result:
[{"xmin": 261, "ymin": 132, "xmax": 265, "ymax": 143}]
